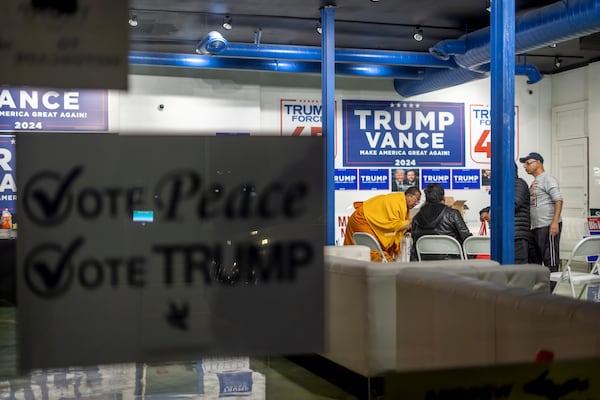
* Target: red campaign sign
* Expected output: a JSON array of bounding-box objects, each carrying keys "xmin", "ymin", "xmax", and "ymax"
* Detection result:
[
  {"xmin": 280, "ymin": 98, "xmax": 337, "ymax": 156},
  {"xmin": 290, "ymin": 126, "xmax": 322, "ymax": 136},
  {"xmin": 469, "ymin": 105, "xmax": 519, "ymax": 165},
  {"xmin": 474, "ymin": 129, "xmax": 491, "ymax": 158},
  {"xmin": 588, "ymin": 216, "xmax": 600, "ymax": 232}
]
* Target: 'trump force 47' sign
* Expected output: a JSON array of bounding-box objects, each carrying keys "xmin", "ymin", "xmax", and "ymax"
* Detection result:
[
  {"xmin": 343, "ymin": 100, "xmax": 465, "ymax": 168},
  {"xmin": 17, "ymin": 134, "xmax": 324, "ymax": 370}
]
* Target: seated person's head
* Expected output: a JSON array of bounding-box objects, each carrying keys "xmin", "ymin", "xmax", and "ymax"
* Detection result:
[{"xmin": 424, "ymin": 183, "xmax": 444, "ymax": 204}]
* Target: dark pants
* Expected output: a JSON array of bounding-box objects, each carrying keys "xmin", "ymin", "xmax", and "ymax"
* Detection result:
[
  {"xmin": 514, "ymin": 238, "xmax": 530, "ymax": 264},
  {"xmin": 530, "ymin": 223, "xmax": 562, "ymax": 273}
]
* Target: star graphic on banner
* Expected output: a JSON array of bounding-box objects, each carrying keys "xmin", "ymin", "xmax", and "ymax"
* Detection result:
[{"xmin": 10, "ymin": 138, "xmax": 16, "ymax": 144}]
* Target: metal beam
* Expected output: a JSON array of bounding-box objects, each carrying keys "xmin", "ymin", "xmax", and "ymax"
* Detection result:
[
  {"xmin": 321, "ymin": 6, "xmax": 336, "ymax": 245},
  {"xmin": 490, "ymin": 0, "xmax": 516, "ymax": 264}
]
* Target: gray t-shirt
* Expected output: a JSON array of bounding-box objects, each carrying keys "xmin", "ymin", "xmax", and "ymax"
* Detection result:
[{"xmin": 529, "ymin": 171, "xmax": 563, "ymax": 229}]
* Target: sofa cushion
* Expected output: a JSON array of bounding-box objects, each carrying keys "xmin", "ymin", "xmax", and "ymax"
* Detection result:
[
  {"xmin": 324, "ymin": 245, "xmax": 371, "ymax": 261},
  {"xmin": 451, "ymin": 263, "xmax": 550, "ymax": 292},
  {"xmin": 395, "ymin": 269, "xmax": 498, "ymax": 371}
]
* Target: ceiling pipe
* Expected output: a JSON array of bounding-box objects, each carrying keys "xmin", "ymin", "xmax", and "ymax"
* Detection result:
[
  {"xmin": 395, "ymin": 63, "xmax": 543, "ymax": 98},
  {"xmin": 129, "ymin": 51, "xmax": 426, "ymax": 79},
  {"xmin": 209, "ymin": 42, "xmax": 456, "ymax": 69},
  {"xmin": 428, "ymin": 39, "xmax": 466, "ymax": 61},
  {"xmin": 394, "ymin": 68, "xmax": 489, "ymax": 98},
  {"xmin": 514, "ymin": 63, "xmax": 542, "ymax": 84},
  {"xmin": 399, "ymin": 0, "xmax": 600, "ymax": 97},
  {"xmin": 475, "ymin": 63, "xmax": 542, "ymax": 84}
]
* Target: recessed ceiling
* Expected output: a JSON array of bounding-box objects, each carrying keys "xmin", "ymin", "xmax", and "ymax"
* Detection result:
[{"xmin": 128, "ymin": 0, "xmax": 600, "ymax": 77}]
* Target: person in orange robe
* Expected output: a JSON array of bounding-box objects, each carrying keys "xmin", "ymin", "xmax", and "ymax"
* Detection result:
[{"xmin": 343, "ymin": 186, "xmax": 421, "ymax": 262}]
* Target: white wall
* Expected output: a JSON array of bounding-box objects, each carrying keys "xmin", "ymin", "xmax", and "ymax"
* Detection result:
[
  {"xmin": 111, "ymin": 66, "xmax": 559, "ymax": 242},
  {"xmin": 550, "ymin": 61, "xmax": 600, "ymax": 210},
  {"xmin": 585, "ymin": 63, "xmax": 600, "ymax": 210}
]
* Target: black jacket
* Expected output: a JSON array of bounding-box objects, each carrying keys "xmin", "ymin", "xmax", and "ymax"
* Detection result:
[
  {"xmin": 479, "ymin": 177, "xmax": 531, "ymax": 241},
  {"xmin": 410, "ymin": 203, "xmax": 472, "ymax": 261},
  {"xmin": 514, "ymin": 177, "xmax": 532, "ymax": 241}
]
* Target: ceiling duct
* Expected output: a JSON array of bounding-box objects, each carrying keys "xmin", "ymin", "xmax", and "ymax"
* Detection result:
[{"xmin": 397, "ymin": 0, "xmax": 600, "ymax": 97}]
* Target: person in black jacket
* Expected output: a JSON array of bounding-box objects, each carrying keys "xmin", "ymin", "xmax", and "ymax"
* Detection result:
[
  {"xmin": 478, "ymin": 163, "xmax": 532, "ymax": 263},
  {"xmin": 410, "ymin": 183, "xmax": 472, "ymax": 261}
]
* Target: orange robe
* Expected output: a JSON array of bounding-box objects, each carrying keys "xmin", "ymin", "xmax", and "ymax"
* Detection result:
[{"xmin": 343, "ymin": 193, "xmax": 410, "ymax": 262}]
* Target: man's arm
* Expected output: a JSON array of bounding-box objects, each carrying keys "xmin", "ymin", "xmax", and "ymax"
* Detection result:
[
  {"xmin": 452, "ymin": 210, "xmax": 473, "ymax": 243},
  {"xmin": 550, "ymin": 199, "xmax": 563, "ymax": 236}
]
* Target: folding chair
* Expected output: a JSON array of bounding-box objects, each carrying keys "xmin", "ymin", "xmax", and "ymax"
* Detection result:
[
  {"xmin": 462, "ymin": 236, "xmax": 491, "ymax": 259},
  {"xmin": 550, "ymin": 236, "xmax": 600, "ymax": 298},
  {"xmin": 415, "ymin": 235, "xmax": 465, "ymax": 261},
  {"xmin": 353, "ymin": 232, "xmax": 388, "ymax": 263}
]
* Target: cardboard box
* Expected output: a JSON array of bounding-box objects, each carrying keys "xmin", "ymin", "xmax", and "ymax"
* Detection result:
[{"xmin": 444, "ymin": 196, "xmax": 469, "ymax": 217}]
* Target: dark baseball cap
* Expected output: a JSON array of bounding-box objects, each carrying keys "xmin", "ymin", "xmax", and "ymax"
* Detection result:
[{"xmin": 519, "ymin": 152, "xmax": 544, "ymax": 163}]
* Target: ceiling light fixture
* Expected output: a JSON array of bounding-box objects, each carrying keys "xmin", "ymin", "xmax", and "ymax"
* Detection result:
[
  {"xmin": 196, "ymin": 31, "xmax": 229, "ymax": 55},
  {"xmin": 413, "ymin": 27, "xmax": 423, "ymax": 42},
  {"xmin": 554, "ymin": 56, "xmax": 562, "ymax": 68},
  {"xmin": 128, "ymin": 13, "xmax": 138, "ymax": 27},
  {"xmin": 316, "ymin": 22, "xmax": 322, "ymax": 35},
  {"xmin": 222, "ymin": 16, "xmax": 233, "ymax": 30}
]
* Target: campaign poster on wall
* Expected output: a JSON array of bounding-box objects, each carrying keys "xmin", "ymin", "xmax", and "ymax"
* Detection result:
[
  {"xmin": 343, "ymin": 100, "xmax": 464, "ymax": 168},
  {"xmin": 359, "ymin": 169, "xmax": 389, "ymax": 190},
  {"xmin": 421, "ymin": 169, "xmax": 451, "ymax": 190},
  {"xmin": 0, "ymin": 87, "xmax": 108, "ymax": 132},
  {"xmin": 334, "ymin": 169, "xmax": 358, "ymax": 190},
  {"xmin": 469, "ymin": 105, "xmax": 520, "ymax": 165},
  {"xmin": 0, "ymin": 135, "xmax": 16, "ymax": 212},
  {"xmin": 391, "ymin": 168, "xmax": 420, "ymax": 192},
  {"xmin": 452, "ymin": 169, "xmax": 481, "ymax": 190}
]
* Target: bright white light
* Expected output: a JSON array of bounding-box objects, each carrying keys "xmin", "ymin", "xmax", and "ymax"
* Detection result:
[{"xmin": 128, "ymin": 14, "xmax": 138, "ymax": 27}]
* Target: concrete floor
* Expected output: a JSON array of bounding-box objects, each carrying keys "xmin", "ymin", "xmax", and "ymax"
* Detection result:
[{"xmin": 0, "ymin": 307, "xmax": 357, "ymax": 400}]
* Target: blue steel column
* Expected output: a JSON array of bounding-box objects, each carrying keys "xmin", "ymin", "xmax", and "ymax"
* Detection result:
[
  {"xmin": 321, "ymin": 6, "xmax": 335, "ymax": 245},
  {"xmin": 490, "ymin": 0, "xmax": 515, "ymax": 263}
]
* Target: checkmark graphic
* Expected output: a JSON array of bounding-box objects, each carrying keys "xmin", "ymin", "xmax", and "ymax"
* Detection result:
[
  {"xmin": 26, "ymin": 237, "xmax": 84, "ymax": 298},
  {"xmin": 31, "ymin": 166, "xmax": 83, "ymax": 221}
]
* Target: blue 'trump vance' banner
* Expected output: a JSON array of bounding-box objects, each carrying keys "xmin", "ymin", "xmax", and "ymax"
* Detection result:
[
  {"xmin": 0, "ymin": 135, "xmax": 16, "ymax": 212},
  {"xmin": 343, "ymin": 100, "xmax": 465, "ymax": 168}
]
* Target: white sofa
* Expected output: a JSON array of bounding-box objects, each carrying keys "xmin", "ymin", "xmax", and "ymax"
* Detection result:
[
  {"xmin": 322, "ymin": 246, "xmax": 550, "ymax": 377},
  {"xmin": 396, "ymin": 267, "xmax": 600, "ymax": 371}
]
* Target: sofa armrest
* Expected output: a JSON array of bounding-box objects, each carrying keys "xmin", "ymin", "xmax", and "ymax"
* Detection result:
[{"xmin": 323, "ymin": 256, "xmax": 405, "ymax": 376}]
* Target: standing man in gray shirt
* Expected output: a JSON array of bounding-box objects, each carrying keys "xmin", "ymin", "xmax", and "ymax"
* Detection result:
[{"xmin": 519, "ymin": 152, "xmax": 563, "ymax": 273}]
